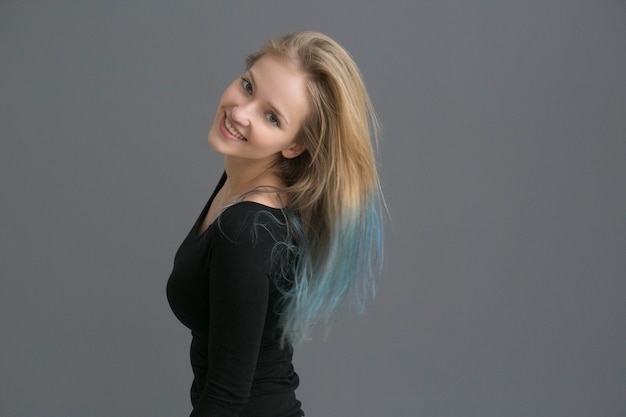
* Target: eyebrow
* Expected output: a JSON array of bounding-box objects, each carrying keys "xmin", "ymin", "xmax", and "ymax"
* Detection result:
[{"xmin": 247, "ymin": 70, "xmax": 289, "ymax": 126}]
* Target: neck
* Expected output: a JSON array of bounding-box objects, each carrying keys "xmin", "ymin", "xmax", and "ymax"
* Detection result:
[{"xmin": 222, "ymin": 156, "xmax": 283, "ymax": 198}]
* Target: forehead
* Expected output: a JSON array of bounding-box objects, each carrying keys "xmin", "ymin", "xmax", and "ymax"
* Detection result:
[{"xmin": 248, "ymin": 55, "xmax": 310, "ymax": 126}]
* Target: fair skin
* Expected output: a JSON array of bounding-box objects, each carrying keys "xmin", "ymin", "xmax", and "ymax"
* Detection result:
[{"xmin": 201, "ymin": 55, "xmax": 309, "ymax": 233}]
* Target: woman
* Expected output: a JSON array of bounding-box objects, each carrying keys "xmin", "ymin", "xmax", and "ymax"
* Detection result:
[{"xmin": 167, "ymin": 31, "xmax": 383, "ymax": 417}]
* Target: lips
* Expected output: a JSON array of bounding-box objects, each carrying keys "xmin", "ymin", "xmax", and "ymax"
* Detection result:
[{"xmin": 223, "ymin": 114, "xmax": 247, "ymax": 141}]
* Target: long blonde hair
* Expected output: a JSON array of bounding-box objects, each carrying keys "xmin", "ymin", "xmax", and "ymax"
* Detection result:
[{"xmin": 247, "ymin": 32, "xmax": 383, "ymax": 344}]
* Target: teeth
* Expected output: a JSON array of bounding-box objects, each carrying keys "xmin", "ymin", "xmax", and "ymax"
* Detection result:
[{"xmin": 225, "ymin": 117, "xmax": 245, "ymax": 140}]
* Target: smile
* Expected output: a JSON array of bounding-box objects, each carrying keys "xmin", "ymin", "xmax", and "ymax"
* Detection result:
[{"xmin": 224, "ymin": 114, "xmax": 247, "ymax": 141}]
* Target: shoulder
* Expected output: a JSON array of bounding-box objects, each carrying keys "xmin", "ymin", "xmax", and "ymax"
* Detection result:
[
  {"xmin": 216, "ymin": 202, "xmax": 289, "ymax": 246},
  {"xmin": 241, "ymin": 190, "xmax": 285, "ymax": 209}
]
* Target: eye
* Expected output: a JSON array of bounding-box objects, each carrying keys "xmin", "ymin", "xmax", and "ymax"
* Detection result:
[
  {"xmin": 241, "ymin": 78, "xmax": 253, "ymax": 95},
  {"xmin": 266, "ymin": 112, "xmax": 280, "ymax": 127}
]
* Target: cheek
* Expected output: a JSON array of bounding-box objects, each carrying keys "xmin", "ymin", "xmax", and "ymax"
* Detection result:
[
  {"xmin": 217, "ymin": 82, "xmax": 239, "ymax": 106},
  {"xmin": 249, "ymin": 127, "xmax": 282, "ymax": 149},
  {"xmin": 218, "ymin": 91, "xmax": 231, "ymax": 107}
]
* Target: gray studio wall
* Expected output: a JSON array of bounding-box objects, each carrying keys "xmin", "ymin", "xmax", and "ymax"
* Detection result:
[{"xmin": 1, "ymin": 1, "xmax": 625, "ymax": 416}]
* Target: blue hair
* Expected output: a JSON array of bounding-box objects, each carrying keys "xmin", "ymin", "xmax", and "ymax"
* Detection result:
[{"xmin": 266, "ymin": 189, "xmax": 384, "ymax": 346}]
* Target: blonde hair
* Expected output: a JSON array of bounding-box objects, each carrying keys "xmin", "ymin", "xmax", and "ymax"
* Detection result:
[{"xmin": 247, "ymin": 31, "xmax": 383, "ymax": 344}]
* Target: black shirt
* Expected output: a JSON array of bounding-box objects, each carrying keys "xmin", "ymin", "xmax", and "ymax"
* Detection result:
[{"xmin": 167, "ymin": 174, "xmax": 303, "ymax": 417}]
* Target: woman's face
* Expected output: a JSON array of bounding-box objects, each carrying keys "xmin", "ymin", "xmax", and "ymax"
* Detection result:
[{"xmin": 208, "ymin": 55, "xmax": 309, "ymax": 165}]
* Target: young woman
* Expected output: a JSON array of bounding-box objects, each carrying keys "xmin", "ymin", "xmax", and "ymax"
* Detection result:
[{"xmin": 167, "ymin": 31, "xmax": 383, "ymax": 417}]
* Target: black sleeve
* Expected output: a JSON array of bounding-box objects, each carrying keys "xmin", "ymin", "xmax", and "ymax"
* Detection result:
[{"xmin": 190, "ymin": 205, "xmax": 276, "ymax": 416}]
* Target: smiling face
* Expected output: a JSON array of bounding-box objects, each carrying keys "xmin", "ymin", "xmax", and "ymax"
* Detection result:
[{"xmin": 208, "ymin": 55, "xmax": 310, "ymax": 167}]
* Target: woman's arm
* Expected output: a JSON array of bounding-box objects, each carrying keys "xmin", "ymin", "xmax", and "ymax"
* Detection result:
[{"xmin": 191, "ymin": 205, "xmax": 276, "ymax": 416}]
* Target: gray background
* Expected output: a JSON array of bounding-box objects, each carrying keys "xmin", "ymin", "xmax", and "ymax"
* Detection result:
[{"xmin": 1, "ymin": 1, "xmax": 625, "ymax": 416}]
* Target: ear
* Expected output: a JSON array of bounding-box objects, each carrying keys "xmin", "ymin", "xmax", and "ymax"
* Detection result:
[{"xmin": 281, "ymin": 140, "xmax": 306, "ymax": 159}]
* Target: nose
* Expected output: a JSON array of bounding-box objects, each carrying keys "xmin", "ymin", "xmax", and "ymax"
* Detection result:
[{"xmin": 230, "ymin": 104, "xmax": 251, "ymax": 126}]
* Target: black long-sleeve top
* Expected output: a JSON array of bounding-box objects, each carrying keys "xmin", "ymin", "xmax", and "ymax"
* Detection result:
[{"xmin": 167, "ymin": 174, "xmax": 303, "ymax": 417}]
